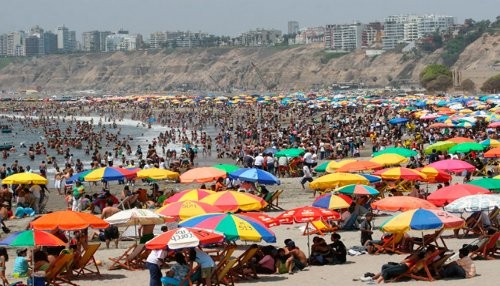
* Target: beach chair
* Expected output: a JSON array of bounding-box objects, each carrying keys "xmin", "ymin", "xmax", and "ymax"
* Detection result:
[
  {"xmin": 45, "ymin": 252, "xmax": 78, "ymax": 286},
  {"xmin": 108, "ymin": 243, "xmax": 146, "ymax": 270},
  {"xmin": 461, "ymin": 212, "xmax": 487, "ymax": 237},
  {"xmin": 213, "ymin": 259, "xmax": 237, "ymax": 286},
  {"xmin": 208, "ymin": 245, "xmax": 236, "ymax": 265},
  {"xmin": 264, "ymin": 189, "xmax": 284, "ymax": 210},
  {"xmin": 374, "ymin": 233, "xmax": 405, "ymax": 254},
  {"xmin": 73, "ymin": 243, "xmax": 101, "ymax": 277},
  {"xmin": 303, "ymin": 220, "xmax": 338, "ymax": 236},
  {"xmin": 393, "ymin": 249, "xmax": 442, "ymax": 282},
  {"xmin": 413, "ymin": 229, "xmax": 446, "ymax": 251},
  {"xmin": 488, "ymin": 207, "xmax": 499, "ymax": 229},
  {"xmin": 228, "ymin": 245, "xmax": 259, "ymax": 280},
  {"xmin": 470, "ymin": 232, "xmax": 500, "ymax": 260}
]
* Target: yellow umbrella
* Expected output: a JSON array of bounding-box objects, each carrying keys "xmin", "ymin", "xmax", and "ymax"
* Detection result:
[
  {"xmin": 156, "ymin": 200, "xmax": 222, "ymax": 220},
  {"xmin": 136, "ymin": 168, "xmax": 179, "ymax": 180},
  {"xmin": 369, "ymin": 154, "xmax": 408, "ymax": 167},
  {"xmin": 310, "ymin": 173, "xmax": 369, "ymax": 190},
  {"xmin": 2, "ymin": 173, "xmax": 48, "ymax": 185},
  {"xmin": 325, "ymin": 159, "xmax": 357, "ymax": 173},
  {"xmin": 200, "ymin": 191, "xmax": 267, "ymax": 212}
]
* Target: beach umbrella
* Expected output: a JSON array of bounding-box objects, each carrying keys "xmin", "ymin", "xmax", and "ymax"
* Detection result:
[
  {"xmin": 373, "ymin": 167, "xmax": 427, "ymax": 181},
  {"xmin": 239, "ymin": 212, "xmax": 281, "ymax": 227},
  {"xmin": 104, "ymin": 208, "xmax": 166, "ymax": 226},
  {"xmin": 444, "ymin": 194, "xmax": 500, "ymax": 213},
  {"xmin": 484, "ymin": 147, "xmax": 500, "ymax": 158},
  {"xmin": 336, "ymin": 184, "xmax": 380, "ymax": 196},
  {"xmin": 371, "ymin": 196, "xmax": 438, "ymax": 212},
  {"xmin": 145, "ymin": 227, "xmax": 224, "ymax": 250},
  {"xmin": 179, "ymin": 213, "xmax": 276, "ymax": 243},
  {"xmin": 488, "ymin": 122, "xmax": 500, "ymax": 128},
  {"xmin": 424, "ymin": 141, "xmax": 456, "ymax": 154},
  {"xmin": 453, "ymin": 122, "xmax": 474, "ymax": 128},
  {"xmin": 228, "ymin": 168, "xmax": 280, "ymax": 185},
  {"xmin": 427, "ymin": 159, "xmax": 476, "ymax": 173},
  {"xmin": 136, "ymin": 168, "xmax": 179, "ymax": 180},
  {"xmin": 417, "ymin": 167, "xmax": 451, "ymax": 183},
  {"xmin": 2, "ymin": 173, "xmax": 48, "ymax": 185},
  {"xmin": 65, "ymin": 169, "xmax": 92, "ymax": 184},
  {"xmin": 359, "ymin": 174, "xmax": 382, "ymax": 183},
  {"xmin": 31, "ymin": 210, "xmax": 109, "ymax": 231},
  {"xmin": 276, "ymin": 206, "xmax": 341, "ymax": 224},
  {"xmin": 369, "ymin": 154, "xmax": 408, "ymax": 166},
  {"xmin": 263, "ymin": 147, "xmax": 278, "ymax": 155},
  {"xmin": 388, "ymin": 118, "xmax": 409, "ymax": 124},
  {"xmin": 467, "ymin": 178, "xmax": 500, "ymax": 191},
  {"xmin": 446, "ymin": 137, "xmax": 474, "ymax": 143},
  {"xmin": 480, "ymin": 139, "xmax": 500, "ymax": 148},
  {"xmin": 448, "ymin": 142, "xmax": 484, "ymax": 154},
  {"xmin": 312, "ymin": 193, "xmax": 351, "ymax": 209},
  {"xmin": 380, "ymin": 208, "xmax": 464, "ymax": 233},
  {"xmin": 427, "ymin": 184, "xmax": 491, "ymax": 207},
  {"xmin": 325, "ymin": 159, "xmax": 357, "ymax": 173},
  {"xmin": 0, "ymin": 230, "xmax": 66, "ymax": 247},
  {"xmin": 373, "ymin": 147, "xmax": 418, "ymax": 158},
  {"xmin": 336, "ymin": 160, "xmax": 383, "ymax": 173},
  {"xmin": 428, "ymin": 123, "xmax": 453, "ymax": 129},
  {"xmin": 309, "ymin": 173, "xmax": 369, "ymax": 190},
  {"xmin": 165, "ymin": 189, "xmax": 215, "ymax": 204},
  {"xmin": 212, "ymin": 164, "xmax": 240, "ymax": 174},
  {"xmin": 82, "ymin": 167, "xmax": 136, "ymax": 182},
  {"xmin": 156, "ymin": 200, "xmax": 222, "ymax": 220},
  {"xmin": 179, "ymin": 167, "xmax": 226, "ymax": 183},
  {"xmin": 274, "ymin": 148, "xmax": 305, "ymax": 158},
  {"xmin": 200, "ymin": 191, "xmax": 267, "ymax": 212},
  {"xmin": 314, "ymin": 161, "xmax": 331, "ymax": 173}
]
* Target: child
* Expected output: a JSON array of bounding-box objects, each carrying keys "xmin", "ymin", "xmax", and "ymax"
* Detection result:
[
  {"xmin": 0, "ymin": 247, "xmax": 9, "ymax": 286},
  {"xmin": 12, "ymin": 248, "xmax": 30, "ymax": 278}
]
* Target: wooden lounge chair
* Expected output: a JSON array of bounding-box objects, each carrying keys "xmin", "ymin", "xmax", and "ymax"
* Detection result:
[
  {"xmin": 470, "ymin": 232, "xmax": 500, "ymax": 260},
  {"xmin": 73, "ymin": 243, "xmax": 101, "ymax": 277},
  {"xmin": 208, "ymin": 245, "xmax": 236, "ymax": 265},
  {"xmin": 413, "ymin": 229, "xmax": 446, "ymax": 251},
  {"xmin": 489, "ymin": 207, "xmax": 499, "ymax": 229},
  {"xmin": 303, "ymin": 220, "xmax": 338, "ymax": 236},
  {"xmin": 393, "ymin": 249, "xmax": 442, "ymax": 282},
  {"xmin": 228, "ymin": 245, "xmax": 259, "ymax": 280},
  {"xmin": 45, "ymin": 252, "xmax": 78, "ymax": 286},
  {"xmin": 213, "ymin": 259, "xmax": 237, "ymax": 286},
  {"xmin": 374, "ymin": 233, "xmax": 405, "ymax": 254},
  {"xmin": 108, "ymin": 243, "xmax": 146, "ymax": 270},
  {"xmin": 461, "ymin": 212, "xmax": 487, "ymax": 237},
  {"xmin": 264, "ymin": 189, "xmax": 284, "ymax": 210}
]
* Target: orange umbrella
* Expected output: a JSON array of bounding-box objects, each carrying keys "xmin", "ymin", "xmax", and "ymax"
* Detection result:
[
  {"xmin": 371, "ymin": 196, "xmax": 438, "ymax": 212},
  {"xmin": 30, "ymin": 210, "xmax": 109, "ymax": 231},
  {"xmin": 325, "ymin": 159, "xmax": 357, "ymax": 173},
  {"xmin": 336, "ymin": 160, "xmax": 383, "ymax": 173},
  {"xmin": 484, "ymin": 147, "xmax": 500, "ymax": 158},
  {"xmin": 179, "ymin": 167, "xmax": 227, "ymax": 183},
  {"xmin": 200, "ymin": 191, "xmax": 267, "ymax": 212},
  {"xmin": 446, "ymin": 137, "xmax": 474, "ymax": 143},
  {"xmin": 373, "ymin": 167, "xmax": 427, "ymax": 181},
  {"xmin": 164, "ymin": 189, "xmax": 215, "ymax": 204},
  {"xmin": 417, "ymin": 167, "xmax": 451, "ymax": 183}
]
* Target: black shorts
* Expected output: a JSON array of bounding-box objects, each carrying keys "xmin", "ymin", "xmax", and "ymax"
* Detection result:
[{"xmin": 104, "ymin": 225, "xmax": 119, "ymax": 240}]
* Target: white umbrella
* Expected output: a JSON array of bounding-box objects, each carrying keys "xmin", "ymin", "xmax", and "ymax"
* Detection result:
[
  {"xmin": 444, "ymin": 194, "xmax": 500, "ymax": 213},
  {"xmin": 104, "ymin": 208, "xmax": 166, "ymax": 226}
]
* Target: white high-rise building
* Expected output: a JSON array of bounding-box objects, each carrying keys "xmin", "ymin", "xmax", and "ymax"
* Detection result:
[
  {"xmin": 325, "ymin": 23, "xmax": 364, "ymax": 51},
  {"xmin": 288, "ymin": 21, "xmax": 299, "ymax": 35},
  {"xmin": 56, "ymin": 26, "xmax": 69, "ymax": 51}
]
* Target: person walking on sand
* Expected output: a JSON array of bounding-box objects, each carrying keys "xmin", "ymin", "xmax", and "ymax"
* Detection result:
[
  {"xmin": 101, "ymin": 200, "xmax": 120, "ymax": 249},
  {"xmin": 300, "ymin": 164, "xmax": 313, "ymax": 189}
]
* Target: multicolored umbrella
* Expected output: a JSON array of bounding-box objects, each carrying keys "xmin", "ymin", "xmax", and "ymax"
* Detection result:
[
  {"xmin": 417, "ymin": 167, "xmax": 452, "ymax": 183},
  {"xmin": 82, "ymin": 167, "xmax": 136, "ymax": 182},
  {"xmin": 336, "ymin": 184, "xmax": 379, "ymax": 196},
  {"xmin": 484, "ymin": 147, "xmax": 500, "ymax": 158},
  {"xmin": 427, "ymin": 184, "xmax": 491, "ymax": 207},
  {"xmin": 275, "ymin": 148, "xmax": 305, "ymax": 158},
  {"xmin": 444, "ymin": 194, "xmax": 500, "ymax": 213},
  {"xmin": 427, "ymin": 159, "xmax": 476, "ymax": 173},
  {"xmin": 200, "ymin": 191, "xmax": 267, "ymax": 212},
  {"xmin": 0, "ymin": 230, "xmax": 66, "ymax": 247},
  {"xmin": 136, "ymin": 168, "xmax": 179, "ymax": 180},
  {"xmin": 359, "ymin": 173, "xmax": 382, "ymax": 183},
  {"xmin": 314, "ymin": 161, "xmax": 331, "ymax": 173},
  {"xmin": 336, "ymin": 160, "xmax": 383, "ymax": 172},
  {"xmin": 212, "ymin": 164, "xmax": 240, "ymax": 174},
  {"xmin": 468, "ymin": 178, "xmax": 500, "ymax": 191},
  {"xmin": 179, "ymin": 213, "xmax": 276, "ymax": 242},
  {"xmin": 373, "ymin": 147, "xmax": 418, "ymax": 158},
  {"xmin": 2, "ymin": 173, "xmax": 48, "ymax": 185},
  {"xmin": 480, "ymin": 139, "xmax": 500, "ymax": 148},
  {"xmin": 276, "ymin": 206, "xmax": 341, "ymax": 224},
  {"xmin": 371, "ymin": 196, "xmax": 438, "ymax": 212},
  {"xmin": 31, "ymin": 210, "xmax": 109, "ymax": 230},
  {"xmin": 373, "ymin": 167, "xmax": 427, "ymax": 181},
  {"xmin": 179, "ymin": 167, "xmax": 227, "ymax": 183},
  {"xmin": 165, "ymin": 189, "xmax": 215, "ymax": 204},
  {"xmin": 228, "ymin": 168, "xmax": 280, "ymax": 185},
  {"xmin": 156, "ymin": 200, "xmax": 222, "ymax": 220},
  {"xmin": 310, "ymin": 173, "xmax": 369, "ymax": 190},
  {"xmin": 326, "ymin": 159, "xmax": 357, "ymax": 173},
  {"xmin": 312, "ymin": 193, "xmax": 352, "ymax": 209},
  {"xmin": 446, "ymin": 137, "xmax": 474, "ymax": 143},
  {"xmin": 448, "ymin": 142, "xmax": 484, "ymax": 154},
  {"xmin": 65, "ymin": 169, "xmax": 92, "ymax": 184},
  {"xmin": 369, "ymin": 154, "xmax": 408, "ymax": 166},
  {"xmin": 239, "ymin": 212, "xmax": 281, "ymax": 227},
  {"xmin": 424, "ymin": 141, "xmax": 456, "ymax": 154},
  {"xmin": 380, "ymin": 208, "xmax": 464, "ymax": 233},
  {"xmin": 145, "ymin": 227, "xmax": 224, "ymax": 250}
]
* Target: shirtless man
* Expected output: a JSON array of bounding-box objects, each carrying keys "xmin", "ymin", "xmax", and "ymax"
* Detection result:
[
  {"xmin": 54, "ymin": 167, "xmax": 64, "ymax": 195},
  {"xmin": 284, "ymin": 240, "xmax": 308, "ymax": 274},
  {"xmin": 139, "ymin": 224, "xmax": 155, "ymax": 244},
  {"xmin": 101, "ymin": 200, "xmax": 120, "ymax": 248}
]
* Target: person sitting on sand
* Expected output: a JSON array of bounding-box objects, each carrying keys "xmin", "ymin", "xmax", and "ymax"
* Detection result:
[
  {"xmin": 329, "ymin": 233, "xmax": 347, "ymax": 265},
  {"xmin": 309, "ymin": 236, "xmax": 331, "ymax": 266},
  {"xmin": 33, "ymin": 250, "xmax": 50, "ymax": 273},
  {"xmin": 439, "ymin": 246, "xmax": 476, "ymax": 279},
  {"xmin": 284, "ymin": 240, "xmax": 307, "ymax": 274}
]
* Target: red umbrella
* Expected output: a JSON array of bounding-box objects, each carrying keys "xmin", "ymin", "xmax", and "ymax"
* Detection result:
[
  {"xmin": 427, "ymin": 184, "xmax": 491, "ymax": 207},
  {"xmin": 276, "ymin": 206, "xmax": 340, "ymax": 224},
  {"xmin": 484, "ymin": 147, "xmax": 500, "ymax": 158},
  {"xmin": 239, "ymin": 212, "xmax": 281, "ymax": 227}
]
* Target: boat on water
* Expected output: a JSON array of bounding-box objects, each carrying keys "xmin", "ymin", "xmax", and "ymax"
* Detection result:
[
  {"xmin": 1, "ymin": 125, "xmax": 12, "ymax": 134},
  {"xmin": 0, "ymin": 144, "xmax": 13, "ymax": 151}
]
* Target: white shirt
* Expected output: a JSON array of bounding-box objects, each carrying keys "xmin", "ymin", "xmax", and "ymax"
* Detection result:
[
  {"xmin": 254, "ymin": 155, "xmax": 265, "ymax": 166},
  {"xmin": 303, "ymin": 152, "xmax": 313, "ymax": 164},
  {"xmin": 303, "ymin": 166, "xmax": 312, "ymax": 178},
  {"xmin": 146, "ymin": 249, "xmax": 167, "ymax": 266}
]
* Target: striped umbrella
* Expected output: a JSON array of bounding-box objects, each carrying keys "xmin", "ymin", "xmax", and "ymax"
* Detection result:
[
  {"xmin": 380, "ymin": 208, "xmax": 464, "ymax": 233},
  {"xmin": 480, "ymin": 139, "xmax": 500, "ymax": 148},
  {"xmin": 165, "ymin": 189, "xmax": 215, "ymax": 204},
  {"xmin": 156, "ymin": 200, "xmax": 222, "ymax": 220},
  {"xmin": 0, "ymin": 230, "xmax": 66, "ymax": 247},
  {"xmin": 200, "ymin": 191, "xmax": 267, "ymax": 212},
  {"xmin": 336, "ymin": 184, "xmax": 380, "ymax": 196},
  {"xmin": 82, "ymin": 167, "xmax": 136, "ymax": 182},
  {"xmin": 373, "ymin": 167, "xmax": 427, "ymax": 181},
  {"xmin": 312, "ymin": 193, "xmax": 352, "ymax": 209}
]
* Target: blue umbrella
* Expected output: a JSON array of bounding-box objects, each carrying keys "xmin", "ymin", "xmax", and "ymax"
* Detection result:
[
  {"xmin": 65, "ymin": 170, "xmax": 92, "ymax": 184},
  {"xmin": 388, "ymin": 118, "xmax": 409, "ymax": 125},
  {"xmin": 229, "ymin": 168, "xmax": 280, "ymax": 185},
  {"xmin": 263, "ymin": 147, "xmax": 278, "ymax": 155},
  {"xmin": 359, "ymin": 173, "xmax": 382, "ymax": 183}
]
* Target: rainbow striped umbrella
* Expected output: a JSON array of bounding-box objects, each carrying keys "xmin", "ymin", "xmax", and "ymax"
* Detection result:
[
  {"xmin": 179, "ymin": 213, "xmax": 276, "ymax": 242},
  {"xmin": 165, "ymin": 189, "xmax": 215, "ymax": 204},
  {"xmin": 337, "ymin": 184, "xmax": 380, "ymax": 196},
  {"xmin": 0, "ymin": 230, "xmax": 66, "ymax": 247},
  {"xmin": 312, "ymin": 193, "xmax": 352, "ymax": 209},
  {"xmin": 380, "ymin": 208, "xmax": 464, "ymax": 233},
  {"xmin": 156, "ymin": 200, "xmax": 222, "ymax": 220},
  {"xmin": 82, "ymin": 167, "xmax": 136, "ymax": 182},
  {"xmin": 200, "ymin": 191, "xmax": 267, "ymax": 212},
  {"xmin": 310, "ymin": 173, "xmax": 369, "ymax": 190},
  {"xmin": 325, "ymin": 159, "xmax": 357, "ymax": 173}
]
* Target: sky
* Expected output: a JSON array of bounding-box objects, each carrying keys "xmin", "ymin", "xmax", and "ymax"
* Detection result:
[{"xmin": 1, "ymin": 0, "xmax": 498, "ymax": 38}]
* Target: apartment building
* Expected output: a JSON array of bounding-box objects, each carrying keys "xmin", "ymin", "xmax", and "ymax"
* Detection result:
[
  {"xmin": 105, "ymin": 33, "xmax": 142, "ymax": 51},
  {"xmin": 325, "ymin": 23, "xmax": 363, "ymax": 51},
  {"xmin": 239, "ymin": 29, "xmax": 282, "ymax": 47},
  {"xmin": 82, "ymin": 31, "xmax": 101, "ymax": 52}
]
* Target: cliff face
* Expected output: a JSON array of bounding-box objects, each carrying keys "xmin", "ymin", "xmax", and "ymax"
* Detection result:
[{"xmin": 0, "ymin": 33, "xmax": 499, "ymax": 92}]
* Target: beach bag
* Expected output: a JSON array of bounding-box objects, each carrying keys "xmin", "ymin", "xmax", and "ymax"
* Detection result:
[{"xmin": 2, "ymin": 226, "xmax": 10, "ymax": 233}]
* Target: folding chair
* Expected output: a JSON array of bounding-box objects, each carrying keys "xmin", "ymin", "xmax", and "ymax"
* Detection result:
[
  {"xmin": 489, "ymin": 207, "xmax": 499, "ymax": 229},
  {"xmin": 374, "ymin": 233, "xmax": 405, "ymax": 254},
  {"xmin": 303, "ymin": 220, "xmax": 338, "ymax": 236},
  {"xmin": 413, "ymin": 229, "xmax": 446, "ymax": 251},
  {"xmin": 462, "ymin": 212, "xmax": 487, "ymax": 237},
  {"xmin": 108, "ymin": 243, "xmax": 146, "ymax": 270},
  {"xmin": 470, "ymin": 232, "xmax": 500, "ymax": 260},
  {"xmin": 73, "ymin": 243, "xmax": 101, "ymax": 277},
  {"xmin": 264, "ymin": 190, "xmax": 284, "ymax": 210},
  {"xmin": 213, "ymin": 259, "xmax": 237, "ymax": 286},
  {"xmin": 393, "ymin": 249, "xmax": 442, "ymax": 282},
  {"xmin": 229, "ymin": 245, "xmax": 259, "ymax": 280},
  {"xmin": 45, "ymin": 252, "xmax": 78, "ymax": 286}
]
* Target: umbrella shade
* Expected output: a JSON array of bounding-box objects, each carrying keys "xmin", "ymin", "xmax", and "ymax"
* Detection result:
[
  {"xmin": 136, "ymin": 168, "xmax": 179, "ymax": 180},
  {"xmin": 468, "ymin": 178, "xmax": 500, "ymax": 191},
  {"xmin": 310, "ymin": 173, "xmax": 369, "ymax": 190},
  {"xmin": 31, "ymin": 210, "xmax": 109, "ymax": 230},
  {"xmin": 156, "ymin": 200, "xmax": 222, "ymax": 220},
  {"xmin": 337, "ymin": 184, "xmax": 380, "ymax": 196},
  {"xmin": 65, "ymin": 170, "xmax": 92, "ymax": 184},
  {"xmin": 446, "ymin": 137, "xmax": 474, "ymax": 143},
  {"xmin": 275, "ymin": 148, "xmax": 305, "ymax": 158},
  {"xmin": 484, "ymin": 147, "xmax": 500, "ymax": 158},
  {"xmin": 82, "ymin": 167, "xmax": 136, "ymax": 182},
  {"xmin": 373, "ymin": 167, "xmax": 427, "ymax": 181},
  {"xmin": 165, "ymin": 189, "xmax": 215, "ymax": 204},
  {"xmin": 179, "ymin": 213, "xmax": 276, "ymax": 243},
  {"xmin": 104, "ymin": 208, "xmax": 166, "ymax": 226},
  {"xmin": 276, "ymin": 206, "xmax": 341, "ymax": 224},
  {"xmin": 371, "ymin": 196, "xmax": 438, "ymax": 212},
  {"xmin": 336, "ymin": 161, "xmax": 383, "ymax": 172},
  {"xmin": 314, "ymin": 161, "xmax": 330, "ymax": 173},
  {"xmin": 239, "ymin": 212, "xmax": 281, "ymax": 227},
  {"xmin": 448, "ymin": 142, "xmax": 484, "ymax": 154},
  {"xmin": 428, "ymin": 123, "xmax": 452, "ymax": 129},
  {"xmin": 179, "ymin": 167, "xmax": 227, "ymax": 183},
  {"xmin": 228, "ymin": 168, "xmax": 280, "ymax": 185},
  {"xmin": 427, "ymin": 159, "xmax": 476, "ymax": 173},
  {"xmin": 380, "ymin": 208, "xmax": 464, "ymax": 233},
  {"xmin": 0, "ymin": 230, "xmax": 66, "ymax": 247},
  {"xmin": 373, "ymin": 147, "xmax": 418, "ymax": 158},
  {"xmin": 369, "ymin": 154, "xmax": 408, "ymax": 166},
  {"xmin": 427, "ymin": 184, "xmax": 491, "ymax": 207},
  {"xmin": 359, "ymin": 174, "xmax": 382, "ymax": 183},
  {"xmin": 417, "ymin": 167, "xmax": 452, "ymax": 183},
  {"xmin": 263, "ymin": 147, "xmax": 278, "ymax": 155},
  {"xmin": 424, "ymin": 141, "xmax": 456, "ymax": 155},
  {"xmin": 145, "ymin": 227, "xmax": 224, "ymax": 250},
  {"xmin": 312, "ymin": 193, "xmax": 351, "ymax": 209},
  {"xmin": 200, "ymin": 191, "xmax": 267, "ymax": 212},
  {"xmin": 480, "ymin": 139, "xmax": 500, "ymax": 148},
  {"xmin": 212, "ymin": 164, "xmax": 240, "ymax": 174},
  {"xmin": 444, "ymin": 194, "xmax": 500, "ymax": 213},
  {"xmin": 2, "ymin": 173, "xmax": 48, "ymax": 185},
  {"xmin": 326, "ymin": 159, "xmax": 357, "ymax": 173},
  {"xmin": 388, "ymin": 118, "xmax": 409, "ymax": 124}
]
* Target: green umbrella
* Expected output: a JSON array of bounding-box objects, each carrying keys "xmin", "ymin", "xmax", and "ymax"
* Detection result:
[
  {"xmin": 373, "ymin": 147, "xmax": 417, "ymax": 158},
  {"xmin": 212, "ymin": 164, "xmax": 240, "ymax": 173},
  {"xmin": 314, "ymin": 161, "xmax": 331, "ymax": 173},
  {"xmin": 424, "ymin": 141, "xmax": 457, "ymax": 155},
  {"xmin": 448, "ymin": 142, "xmax": 484, "ymax": 154},
  {"xmin": 468, "ymin": 178, "xmax": 500, "ymax": 191},
  {"xmin": 275, "ymin": 148, "xmax": 305, "ymax": 158}
]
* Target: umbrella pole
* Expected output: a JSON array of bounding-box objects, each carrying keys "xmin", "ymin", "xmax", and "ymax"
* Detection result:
[{"xmin": 306, "ymin": 222, "xmax": 311, "ymax": 259}]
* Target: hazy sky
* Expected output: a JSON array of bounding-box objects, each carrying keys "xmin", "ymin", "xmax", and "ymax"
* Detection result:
[{"xmin": 1, "ymin": 0, "xmax": 498, "ymax": 37}]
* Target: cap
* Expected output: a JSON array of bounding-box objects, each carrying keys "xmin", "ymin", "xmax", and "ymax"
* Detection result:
[{"xmin": 17, "ymin": 248, "xmax": 28, "ymax": 255}]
